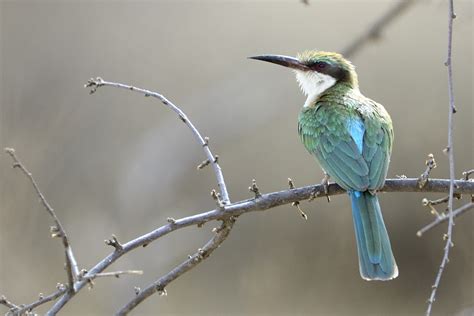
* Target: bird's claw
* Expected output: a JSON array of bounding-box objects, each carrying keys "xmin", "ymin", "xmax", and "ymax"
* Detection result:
[
  {"xmin": 321, "ymin": 172, "xmax": 331, "ymax": 202},
  {"xmin": 308, "ymin": 172, "xmax": 331, "ymax": 202}
]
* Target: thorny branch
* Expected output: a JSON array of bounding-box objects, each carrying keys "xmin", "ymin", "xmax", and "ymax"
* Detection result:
[
  {"xmin": 426, "ymin": 1, "xmax": 457, "ymax": 315},
  {"xmin": 3, "ymin": 148, "xmax": 79, "ymax": 291},
  {"xmin": 42, "ymin": 177, "xmax": 474, "ymax": 314},
  {"xmin": 84, "ymin": 77, "xmax": 230, "ymax": 205},
  {"xmin": 115, "ymin": 218, "xmax": 235, "ymax": 315},
  {"xmin": 6, "ymin": 285, "xmax": 68, "ymax": 316},
  {"xmin": 5, "ymin": 80, "xmax": 474, "ymax": 315}
]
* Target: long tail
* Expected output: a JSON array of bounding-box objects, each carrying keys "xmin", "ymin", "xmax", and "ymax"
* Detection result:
[{"xmin": 350, "ymin": 191, "xmax": 398, "ymax": 281}]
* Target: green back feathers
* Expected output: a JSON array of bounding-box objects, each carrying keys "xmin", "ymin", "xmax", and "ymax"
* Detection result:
[{"xmin": 298, "ymin": 90, "xmax": 393, "ymax": 191}]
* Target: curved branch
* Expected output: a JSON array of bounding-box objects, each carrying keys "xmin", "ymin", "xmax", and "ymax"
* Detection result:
[
  {"xmin": 47, "ymin": 177, "xmax": 474, "ymax": 314},
  {"xmin": 84, "ymin": 78, "xmax": 230, "ymax": 204}
]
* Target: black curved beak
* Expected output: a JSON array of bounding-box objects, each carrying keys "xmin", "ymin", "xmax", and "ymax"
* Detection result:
[{"xmin": 248, "ymin": 54, "xmax": 309, "ymax": 71}]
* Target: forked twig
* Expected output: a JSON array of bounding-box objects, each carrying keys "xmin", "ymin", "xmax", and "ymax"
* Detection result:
[
  {"xmin": 417, "ymin": 202, "xmax": 474, "ymax": 237},
  {"xmin": 115, "ymin": 218, "xmax": 235, "ymax": 315},
  {"xmin": 8, "ymin": 285, "xmax": 68, "ymax": 316}
]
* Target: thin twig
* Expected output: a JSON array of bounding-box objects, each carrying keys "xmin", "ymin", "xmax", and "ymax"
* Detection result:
[
  {"xmin": 288, "ymin": 178, "xmax": 307, "ymax": 220},
  {"xmin": 342, "ymin": 0, "xmax": 415, "ymax": 57},
  {"xmin": 420, "ymin": 194, "xmax": 460, "ymax": 218},
  {"xmin": 84, "ymin": 78, "xmax": 230, "ymax": 205},
  {"xmin": 3, "ymin": 148, "xmax": 79, "ymax": 290},
  {"xmin": 115, "ymin": 218, "xmax": 235, "ymax": 315},
  {"xmin": 9, "ymin": 285, "xmax": 68, "ymax": 316},
  {"xmin": 426, "ymin": 1, "xmax": 456, "ymax": 315},
  {"xmin": 417, "ymin": 202, "xmax": 474, "ymax": 237},
  {"xmin": 46, "ymin": 178, "xmax": 474, "ymax": 314},
  {"xmin": 422, "ymin": 196, "xmax": 450, "ymax": 207},
  {"xmin": 81, "ymin": 270, "xmax": 143, "ymax": 280}
]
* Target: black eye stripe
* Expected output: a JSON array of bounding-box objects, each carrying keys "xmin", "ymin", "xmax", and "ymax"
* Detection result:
[
  {"xmin": 316, "ymin": 61, "xmax": 327, "ymax": 68},
  {"xmin": 308, "ymin": 61, "xmax": 328, "ymax": 69},
  {"xmin": 306, "ymin": 61, "xmax": 348, "ymax": 82}
]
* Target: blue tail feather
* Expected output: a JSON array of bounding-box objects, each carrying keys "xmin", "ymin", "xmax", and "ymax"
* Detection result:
[{"xmin": 350, "ymin": 191, "xmax": 398, "ymax": 281}]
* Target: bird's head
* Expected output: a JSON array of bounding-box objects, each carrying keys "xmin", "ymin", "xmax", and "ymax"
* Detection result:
[{"xmin": 250, "ymin": 51, "xmax": 359, "ymax": 105}]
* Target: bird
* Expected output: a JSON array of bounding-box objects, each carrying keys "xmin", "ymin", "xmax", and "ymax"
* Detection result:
[{"xmin": 249, "ymin": 51, "xmax": 398, "ymax": 281}]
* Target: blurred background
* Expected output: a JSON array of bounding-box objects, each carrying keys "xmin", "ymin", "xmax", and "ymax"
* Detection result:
[{"xmin": 1, "ymin": 1, "xmax": 473, "ymax": 315}]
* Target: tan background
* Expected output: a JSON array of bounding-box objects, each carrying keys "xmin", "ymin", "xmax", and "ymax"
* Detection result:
[{"xmin": 1, "ymin": 1, "xmax": 473, "ymax": 315}]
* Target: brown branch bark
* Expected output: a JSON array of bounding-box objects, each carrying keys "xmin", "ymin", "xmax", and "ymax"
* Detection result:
[{"xmin": 46, "ymin": 177, "xmax": 474, "ymax": 314}]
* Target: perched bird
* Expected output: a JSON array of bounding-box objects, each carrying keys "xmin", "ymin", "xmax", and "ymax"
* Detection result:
[{"xmin": 250, "ymin": 51, "xmax": 398, "ymax": 281}]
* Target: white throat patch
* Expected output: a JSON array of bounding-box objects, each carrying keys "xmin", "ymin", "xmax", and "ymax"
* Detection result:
[{"xmin": 295, "ymin": 70, "xmax": 336, "ymax": 108}]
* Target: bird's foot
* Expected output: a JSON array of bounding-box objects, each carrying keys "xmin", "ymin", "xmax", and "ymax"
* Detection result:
[
  {"xmin": 321, "ymin": 172, "xmax": 331, "ymax": 202},
  {"xmin": 308, "ymin": 172, "xmax": 331, "ymax": 202}
]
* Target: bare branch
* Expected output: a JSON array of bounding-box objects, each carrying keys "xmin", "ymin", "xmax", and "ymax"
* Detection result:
[
  {"xmin": 417, "ymin": 202, "xmax": 474, "ymax": 237},
  {"xmin": 115, "ymin": 218, "xmax": 235, "ymax": 315},
  {"xmin": 342, "ymin": 0, "xmax": 415, "ymax": 58},
  {"xmin": 426, "ymin": 1, "xmax": 457, "ymax": 314},
  {"xmin": 420, "ymin": 193, "xmax": 461, "ymax": 218},
  {"xmin": 3, "ymin": 148, "xmax": 79, "ymax": 290},
  {"xmin": 9, "ymin": 285, "xmax": 68, "ymax": 316},
  {"xmin": 84, "ymin": 78, "xmax": 230, "ymax": 204},
  {"xmin": 81, "ymin": 270, "xmax": 143, "ymax": 281},
  {"xmin": 46, "ymin": 177, "xmax": 474, "ymax": 314}
]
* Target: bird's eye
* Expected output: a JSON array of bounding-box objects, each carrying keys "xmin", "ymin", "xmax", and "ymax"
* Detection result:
[{"xmin": 316, "ymin": 62, "xmax": 327, "ymax": 69}]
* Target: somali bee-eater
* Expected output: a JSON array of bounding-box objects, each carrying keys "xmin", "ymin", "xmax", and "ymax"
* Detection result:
[{"xmin": 250, "ymin": 51, "xmax": 398, "ymax": 281}]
